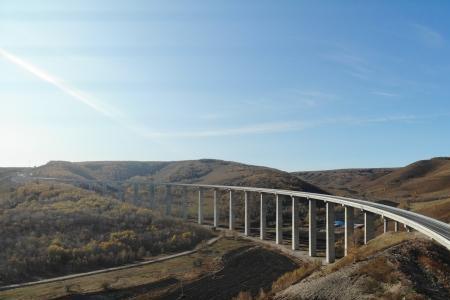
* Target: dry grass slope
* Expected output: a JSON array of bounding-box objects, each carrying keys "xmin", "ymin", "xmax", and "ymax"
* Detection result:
[{"xmin": 32, "ymin": 159, "xmax": 326, "ymax": 193}]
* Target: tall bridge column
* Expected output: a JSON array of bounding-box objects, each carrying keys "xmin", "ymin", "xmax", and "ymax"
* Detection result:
[
  {"xmin": 291, "ymin": 196, "xmax": 299, "ymax": 250},
  {"xmin": 260, "ymin": 193, "xmax": 266, "ymax": 240},
  {"xmin": 182, "ymin": 187, "xmax": 188, "ymax": 220},
  {"xmin": 244, "ymin": 191, "xmax": 250, "ymax": 236},
  {"xmin": 404, "ymin": 224, "xmax": 411, "ymax": 232},
  {"xmin": 229, "ymin": 190, "xmax": 234, "ymax": 230},
  {"xmin": 309, "ymin": 198, "xmax": 317, "ymax": 256},
  {"xmin": 344, "ymin": 206, "xmax": 354, "ymax": 256},
  {"xmin": 198, "ymin": 188, "xmax": 203, "ymax": 224},
  {"xmin": 394, "ymin": 221, "xmax": 399, "ymax": 232},
  {"xmin": 326, "ymin": 202, "xmax": 335, "ymax": 263},
  {"xmin": 276, "ymin": 194, "xmax": 283, "ymax": 245},
  {"xmin": 165, "ymin": 185, "xmax": 172, "ymax": 216},
  {"xmin": 364, "ymin": 211, "xmax": 375, "ymax": 244},
  {"xmin": 213, "ymin": 189, "xmax": 219, "ymax": 227},
  {"xmin": 383, "ymin": 217, "xmax": 388, "ymax": 233}
]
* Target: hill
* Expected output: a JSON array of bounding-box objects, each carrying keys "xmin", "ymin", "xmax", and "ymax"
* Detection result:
[
  {"xmin": 293, "ymin": 168, "xmax": 395, "ymax": 198},
  {"xmin": 295, "ymin": 157, "xmax": 450, "ymax": 202},
  {"xmin": 364, "ymin": 157, "xmax": 450, "ymax": 202},
  {"xmin": 0, "ymin": 181, "xmax": 212, "ymax": 286},
  {"xmin": 295, "ymin": 157, "xmax": 450, "ymax": 222},
  {"xmin": 30, "ymin": 159, "xmax": 326, "ymax": 193}
]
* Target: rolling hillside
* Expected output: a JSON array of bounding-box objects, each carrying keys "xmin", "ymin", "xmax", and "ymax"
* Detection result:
[
  {"xmin": 295, "ymin": 157, "xmax": 450, "ymax": 222},
  {"xmin": 29, "ymin": 159, "xmax": 326, "ymax": 193},
  {"xmin": 295, "ymin": 157, "xmax": 450, "ymax": 202},
  {"xmin": 364, "ymin": 157, "xmax": 450, "ymax": 202},
  {"xmin": 293, "ymin": 168, "xmax": 395, "ymax": 198}
]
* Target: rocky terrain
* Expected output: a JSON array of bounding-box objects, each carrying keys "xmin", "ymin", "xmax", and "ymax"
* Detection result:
[{"xmin": 276, "ymin": 234, "xmax": 450, "ymax": 300}]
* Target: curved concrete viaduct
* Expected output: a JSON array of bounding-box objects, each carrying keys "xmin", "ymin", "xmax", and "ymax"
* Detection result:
[
  {"xmin": 161, "ymin": 183, "xmax": 450, "ymax": 263},
  {"xmin": 19, "ymin": 177, "xmax": 450, "ymax": 263}
]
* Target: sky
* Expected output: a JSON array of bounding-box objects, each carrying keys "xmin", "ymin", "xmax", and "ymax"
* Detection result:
[{"xmin": 1, "ymin": 0, "xmax": 450, "ymax": 171}]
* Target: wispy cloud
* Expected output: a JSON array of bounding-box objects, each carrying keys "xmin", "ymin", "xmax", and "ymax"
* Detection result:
[
  {"xmin": 0, "ymin": 48, "xmax": 159, "ymax": 141},
  {"xmin": 372, "ymin": 90, "xmax": 399, "ymax": 98},
  {"xmin": 1, "ymin": 48, "xmax": 441, "ymax": 140},
  {"xmin": 0, "ymin": 48, "xmax": 120, "ymax": 119},
  {"xmin": 139, "ymin": 114, "xmax": 437, "ymax": 139},
  {"xmin": 288, "ymin": 89, "xmax": 336, "ymax": 107},
  {"xmin": 413, "ymin": 24, "xmax": 446, "ymax": 48},
  {"xmin": 140, "ymin": 121, "xmax": 310, "ymax": 138},
  {"xmin": 323, "ymin": 52, "xmax": 373, "ymax": 80}
]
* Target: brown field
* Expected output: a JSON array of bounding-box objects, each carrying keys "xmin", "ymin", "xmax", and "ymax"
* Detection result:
[{"xmin": 0, "ymin": 236, "xmax": 301, "ymax": 300}]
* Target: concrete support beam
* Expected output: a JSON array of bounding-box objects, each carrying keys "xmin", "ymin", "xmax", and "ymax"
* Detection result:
[
  {"xmin": 292, "ymin": 196, "xmax": 299, "ymax": 250},
  {"xmin": 383, "ymin": 217, "xmax": 388, "ymax": 233},
  {"xmin": 364, "ymin": 211, "xmax": 375, "ymax": 244},
  {"xmin": 276, "ymin": 194, "xmax": 283, "ymax": 245},
  {"xmin": 244, "ymin": 191, "xmax": 250, "ymax": 236},
  {"xmin": 394, "ymin": 221, "xmax": 399, "ymax": 232},
  {"xmin": 308, "ymin": 199, "xmax": 317, "ymax": 256},
  {"xmin": 309, "ymin": 198, "xmax": 317, "ymax": 257},
  {"xmin": 165, "ymin": 185, "xmax": 172, "ymax": 216},
  {"xmin": 260, "ymin": 193, "xmax": 266, "ymax": 240},
  {"xmin": 344, "ymin": 206, "xmax": 354, "ymax": 256},
  {"xmin": 181, "ymin": 187, "xmax": 188, "ymax": 220},
  {"xmin": 404, "ymin": 224, "xmax": 411, "ymax": 232},
  {"xmin": 198, "ymin": 189, "xmax": 203, "ymax": 224},
  {"xmin": 213, "ymin": 189, "xmax": 219, "ymax": 228},
  {"xmin": 229, "ymin": 190, "xmax": 234, "ymax": 230},
  {"xmin": 326, "ymin": 202, "xmax": 335, "ymax": 263}
]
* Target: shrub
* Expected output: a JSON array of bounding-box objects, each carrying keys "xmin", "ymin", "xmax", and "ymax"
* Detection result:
[{"xmin": 271, "ymin": 260, "xmax": 322, "ymax": 293}]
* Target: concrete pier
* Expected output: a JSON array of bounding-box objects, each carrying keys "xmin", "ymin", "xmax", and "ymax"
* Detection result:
[
  {"xmin": 383, "ymin": 217, "xmax": 388, "ymax": 233},
  {"xmin": 364, "ymin": 211, "xmax": 375, "ymax": 244},
  {"xmin": 165, "ymin": 185, "xmax": 172, "ymax": 216},
  {"xmin": 198, "ymin": 189, "xmax": 203, "ymax": 224},
  {"xmin": 404, "ymin": 224, "xmax": 411, "ymax": 232},
  {"xmin": 326, "ymin": 202, "xmax": 335, "ymax": 263},
  {"xmin": 292, "ymin": 196, "xmax": 299, "ymax": 250},
  {"xmin": 229, "ymin": 190, "xmax": 234, "ymax": 230},
  {"xmin": 276, "ymin": 194, "xmax": 283, "ymax": 245},
  {"xmin": 344, "ymin": 206, "xmax": 354, "ymax": 256},
  {"xmin": 309, "ymin": 198, "xmax": 317, "ymax": 256},
  {"xmin": 182, "ymin": 187, "xmax": 188, "ymax": 220},
  {"xmin": 244, "ymin": 191, "xmax": 250, "ymax": 236},
  {"xmin": 213, "ymin": 189, "xmax": 219, "ymax": 227},
  {"xmin": 394, "ymin": 221, "xmax": 399, "ymax": 232},
  {"xmin": 260, "ymin": 193, "xmax": 266, "ymax": 240}
]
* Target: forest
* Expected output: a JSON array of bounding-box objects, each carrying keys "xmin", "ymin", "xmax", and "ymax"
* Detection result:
[{"xmin": 0, "ymin": 182, "xmax": 212, "ymax": 285}]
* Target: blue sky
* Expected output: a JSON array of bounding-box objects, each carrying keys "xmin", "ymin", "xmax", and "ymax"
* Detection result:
[{"xmin": 1, "ymin": 1, "xmax": 450, "ymax": 171}]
